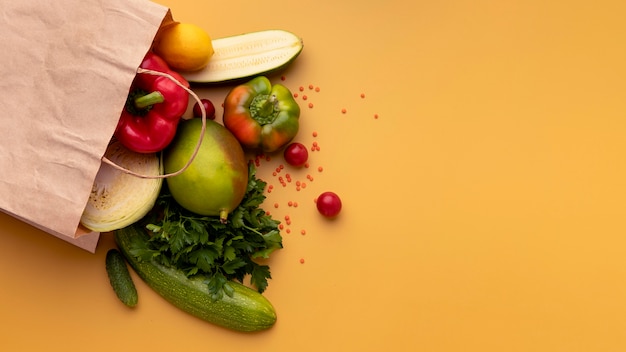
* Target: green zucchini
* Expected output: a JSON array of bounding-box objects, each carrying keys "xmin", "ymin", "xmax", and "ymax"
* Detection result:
[
  {"xmin": 105, "ymin": 249, "xmax": 138, "ymax": 307},
  {"xmin": 181, "ymin": 29, "xmax": 303, "ymax": 84},
  {"xmin": 114, "ymin": 224, "xmax": 277, "ymax": 332}
]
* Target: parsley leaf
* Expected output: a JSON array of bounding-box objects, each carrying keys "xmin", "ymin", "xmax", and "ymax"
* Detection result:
[{"xmin": 132, "ymin": 163, "xmax": 282, "ymax": 300}]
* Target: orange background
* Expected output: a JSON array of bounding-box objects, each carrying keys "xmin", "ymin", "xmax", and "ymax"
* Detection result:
[{"xmin": 2, "ymin": 0, "xmax": 626, "ymax": 351}]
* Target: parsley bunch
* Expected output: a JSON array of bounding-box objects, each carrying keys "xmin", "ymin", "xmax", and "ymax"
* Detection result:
[{"xmin": 136, "ymin": 163, "xmax": 282, "ymax": 300}]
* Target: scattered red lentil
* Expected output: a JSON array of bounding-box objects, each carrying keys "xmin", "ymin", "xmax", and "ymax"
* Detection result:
[
  {"xmin": 308, "ymin": 103, "xmax": 314, "ymax": 108},
  {"xmin": 301, "ymin": 229, "xmax": 306, "ymax": 235},
  {"xmin": 301, "ymin": 182, "xmax": 307, "ymax": 188},
  {"xmin": 274, "ymin": 203, "xmax": 279, "ymax": 208},
  {"xmin": 312, "ymin": 131, "xmax": 318, "ymax": 137},
  {"xmin": 288, "ymin": 201, "xmax": 293, "ymax": 207},
  {"xmin": 302, "ymin": 95, "xmax": 308, "ymax": 100},
  {"xmin": 304, "ymin": 162, "xmax": 310, "ymax": 168},
  {"xmin": 341, "ymin": 108, "xmax": 347, "ymax": 114},
  {"xmin": 299, "ymin": 86, "xmax": 304, "ymax": 91},
  {"xmin": 285, "ymin": 215, "xmax": 290, "ymax": 221},
  {"xmin": 286, "ymin": 229, "xmax": 291, "ymax": 234},
  {"xmin": 318, "ymin": 166, "xmax": 324, "ymax": 172},
  {"xmin": 279, "ymin": 224, "xmax": 284, "ymax": 230},
  {"xmin": 293, "ymin": 202, "xmax": 298, "ymax": 207},
  {"xmin": 279, "ymin": 164, "xmax": 285, "ymax": 170},
  {"xmin": 315, "ymin": 87, "xmax": 320, "ymax": 92},
  {"xmin": 360, "ymin": 93, "xmax": 365, "ymax": 98},
  {"xmin": 308, "ymin": 84, "xmax": 314, "ymax": 89},
  {"xmin": 281, "ymin": 75, "xmax": 286, "ymax": 81},
  {"xmin": 293, "ymin": 93, "xmax": 299, "ymax": 98},
  {"xmin": 300, "ymin": 258, "xmax": 305, "ymax": 264},
  {"xmin": 374, "ymin": 113, "xmax": 379, "ymax": 119},
  {"xmin": 272, "ymin": 171, "xmax": 277, "ymax": 176}
]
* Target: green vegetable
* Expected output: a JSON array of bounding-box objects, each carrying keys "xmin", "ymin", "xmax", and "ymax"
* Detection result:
[
  {"xmin": 181, "ymin": 29, "xmax": 303, "ymax": 84},
  {"xmin": 105, "ymin": 249, "xmax": 138, "ymax": 308},
  {"xmin": 134, "ymin": 163, "xmax": 281, "ymax": 299},
  {"xmin": 114, "ymin": 224, "xmax": 277, "ymax": 332}
]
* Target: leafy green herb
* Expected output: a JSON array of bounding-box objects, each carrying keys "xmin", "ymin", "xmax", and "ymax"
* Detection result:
[{"xmin": 134, "ymin": 163, "xmax": 281, "ymax": 300}]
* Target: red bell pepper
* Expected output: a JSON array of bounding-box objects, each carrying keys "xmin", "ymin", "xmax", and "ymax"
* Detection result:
[{"xmin": 114, "ymin": 52, "xmax": 189, "ymax": 153}]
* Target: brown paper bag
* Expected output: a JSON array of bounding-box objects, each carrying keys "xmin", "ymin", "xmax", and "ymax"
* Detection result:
[{"xmin": 0, "ymin": 0, "xmax": 174, "ymax": 252}]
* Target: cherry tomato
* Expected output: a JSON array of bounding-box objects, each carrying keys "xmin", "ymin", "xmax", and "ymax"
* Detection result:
[
  {"xmin": 283, "ymin": 142, "xmax": 308, "ymax": 167},
  {"xmin": 316, "ymin": 191, "xmax": 342, "ymax": 217},
  {"xmin": 192, "ymin": 98, "xmax": 216, "ymax": 120}
]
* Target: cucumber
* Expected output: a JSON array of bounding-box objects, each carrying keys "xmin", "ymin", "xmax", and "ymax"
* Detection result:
[
  {"xmin": 181, "ymin": 29, "xmax": 303, "ymax": 84},
  {"xmin": 105, "ymin": 249, "xmax": 138, "ymax": 308},
  {"xmin": 114, "ymin": 225, "xmax": 277, "ymax": 332}
]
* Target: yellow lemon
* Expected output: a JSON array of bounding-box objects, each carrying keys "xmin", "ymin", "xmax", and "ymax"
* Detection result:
[{"xmin": 153, "ymin": 23, "xmax": 214, "ymax": 72}]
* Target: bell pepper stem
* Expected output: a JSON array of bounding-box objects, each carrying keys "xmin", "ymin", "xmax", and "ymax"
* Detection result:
[
  {"xmin": 250, "ymin": 94, "xmax": 278, "ymax": 124},
  {"xmin": 134, "ymin": 91, "xmax": 165, "ymax": 109}
]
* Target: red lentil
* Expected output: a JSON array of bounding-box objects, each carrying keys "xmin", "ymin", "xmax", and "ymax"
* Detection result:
[
  {"xmin": 300, "ymin": 258, "xmax": 305, "ymax": 264},
  {"xmin": 286, "ymin": 228, "xmax": 291, "ymax": 234},
  {"xmin": 274, "ymin": 203, "xmax": 279, "ymax": 208},
  {"xmin": 318, "ymin": 166, "xmax": 324, "ymax": 172},
  {"xmin": 299, "ymin": 86, "xmax": 304, "ymax": 91},
  {"xmin": 312, "ymin": 131, "xmax": 318, "ymax": 137},
  {"xmin": 293, "ymin": 93, "xmax": 299, "ymax": 98},
  {"xmin": 341, "ymin": 108, "xmax": 347, "ymax": 114},
  {"xmin": 302, "ymin": 95, "xmax": 308, "ymax": 100},
  {"xmin": 315, "ymin": 87, "xmax": 320, "ymax": 92},
  {"xmin": 301, "ymin": 229, "xmax": 306, "ymax": 235},
  {"xmin": 308, "ymin": 103, "xmax": 314, "ymax": 108},
  {"xmin": 360, "ymin": 93, "xmax": 365, "ymax": 98},
  {"xmin": 308, "ymin": 84, "xmax": 314, "ymax": 89}
]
